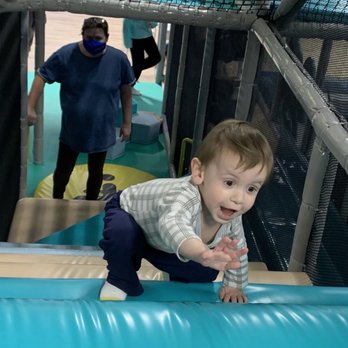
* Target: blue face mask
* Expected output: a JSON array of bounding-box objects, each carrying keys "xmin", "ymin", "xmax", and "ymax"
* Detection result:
[{"xmin": 83, "ymin": 39, "xmax": 106, "ymax": 55}]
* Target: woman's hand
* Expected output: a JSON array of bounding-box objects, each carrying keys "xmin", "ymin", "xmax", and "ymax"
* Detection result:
[
  {"xmin": 27, "ymin": 106, "xmax": 38, "ymax": 126},
  {"xmin": 120, "ymin": 123, "xmax": 131, "ymax": 141}
]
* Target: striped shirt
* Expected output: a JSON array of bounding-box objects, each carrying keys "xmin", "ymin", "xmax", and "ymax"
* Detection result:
[{"xmin": 120, "ymin": 176, "xmax": 248, "ymax": 289}]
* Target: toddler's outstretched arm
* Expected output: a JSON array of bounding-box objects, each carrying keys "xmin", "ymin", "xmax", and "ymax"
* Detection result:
[{"xmin": 179, "ymin": 237, "xmax": 248, "ymax": 271}]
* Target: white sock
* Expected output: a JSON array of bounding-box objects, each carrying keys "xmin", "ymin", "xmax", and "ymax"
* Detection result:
[{"xmin": 99, "ymin": 281, "xmax": 127, "ymax": 301}]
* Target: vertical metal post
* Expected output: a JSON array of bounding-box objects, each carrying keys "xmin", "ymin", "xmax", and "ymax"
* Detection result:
[
  {"xmin": 288, "ymin": 139, "xmax": 330, "ymax": 271},
  {"xmin": 155, "ymin": 22, "xmax": 167, "ymax": 85},
  {"xmin": 33, "ymin": 10, "xmax": 45, "ymax": 164},
  {"xmin": 191, "ymin": 27, "xmax": 216, "ymax": 157},
  {"xmin": 169, "ymin": 25, "xmax": 190, "ymax": 165},
  {"xmin": 235, "ymin": 30, "xmax": 261, "ymax": 121},
  {"xmin": 19, "ymin": 11, "xmax": 29, "ymax": 198},
  {"xmin": 161, "ymin": 24, "xmax": 175, "ymax": 118}
]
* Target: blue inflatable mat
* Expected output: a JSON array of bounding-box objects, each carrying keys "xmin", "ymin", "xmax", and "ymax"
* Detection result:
[
  {"xmin": 0, "ymin": 279, "xmax": 348, "ymax": 348},
  {"xmin": 1, "ymin": 278, "xmax": 348, "ymax": 305}
]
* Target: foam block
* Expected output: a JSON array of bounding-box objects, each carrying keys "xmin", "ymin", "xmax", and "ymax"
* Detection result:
[
  {"xmin": 131, "ymin": 111, "xmax": 161, "ymax": 145},
  {"xmin": 106, "ymin": 127, "xmax": 125, "ymax": 159}
]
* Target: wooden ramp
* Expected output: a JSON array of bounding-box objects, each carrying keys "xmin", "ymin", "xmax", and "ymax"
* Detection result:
[{"xmin": 6, "ymin": 197, "xmax": 312, "ymax": 285}]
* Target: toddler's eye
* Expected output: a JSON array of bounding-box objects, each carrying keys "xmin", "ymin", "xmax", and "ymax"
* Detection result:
[
  {"xmin": 224, "ymin": 180, "xmax": 234, "ymax": 187},
  {"xmin": 248, "ymin": 186, "xmax": 258, "ymax": 193}
]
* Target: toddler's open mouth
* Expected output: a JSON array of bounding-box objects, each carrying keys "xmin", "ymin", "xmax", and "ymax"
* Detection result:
[{"xmin": 220, "ymin": 207, "xmax": 236, "ymax": 219}]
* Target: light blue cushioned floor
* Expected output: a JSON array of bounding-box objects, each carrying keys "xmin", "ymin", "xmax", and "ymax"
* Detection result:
[{"xmin": 36, "ymin": 213, "xmax": 105, "ymax": 246}]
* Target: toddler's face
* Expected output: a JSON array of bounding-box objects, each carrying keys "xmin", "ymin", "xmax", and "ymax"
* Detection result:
[{"xmin": 198, "ymin": 151, "xmax": 267, "ymax": 224}]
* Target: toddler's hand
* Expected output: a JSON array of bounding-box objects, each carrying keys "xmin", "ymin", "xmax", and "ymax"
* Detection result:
[
  {"xmin": 200, "ymin": 248, "xmax": 235, "ymax": 271},
  {"xmin": 220, "ymin": 286, "xmax": 248, "ymax": 303},
  {"xmin": 214, "ymin": 236, "xmax": 248, "ymax": 270},
  {"xmin": 179, "ymin": 237, "xmax": 247, "ymax": 271}
]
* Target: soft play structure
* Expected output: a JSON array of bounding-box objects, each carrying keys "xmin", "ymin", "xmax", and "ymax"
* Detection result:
[
  {"xmin": 2, "ymin": 0, "xmax": 348, "ymax": 286},
  {"xmin": 2, "ymin": 1, "xmax": 348, "ymax": 347}
]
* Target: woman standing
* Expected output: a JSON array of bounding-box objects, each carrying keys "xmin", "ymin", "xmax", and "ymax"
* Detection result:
[{"xmin": 27, "ymin": 17, "xmax": 135, "ymax": 200}]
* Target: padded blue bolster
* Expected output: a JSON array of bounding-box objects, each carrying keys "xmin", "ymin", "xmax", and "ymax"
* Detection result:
[
  {"xmin": 1, "ymin": 279, "xmax": 348, "ymax": 348},
  {"xmin": 1, "ymin": 299, "xmax": 348, "ymax": 348},
  {"xmin": 1, "ymin": 278, "xmax": 348, "ymax": 305}
]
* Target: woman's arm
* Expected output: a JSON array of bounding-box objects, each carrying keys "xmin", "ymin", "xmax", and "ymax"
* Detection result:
[
  {"xmin": 119, "ymin": 84, "xmax": 132, "ymax": 140},
  {"xmin": 27, "ymin": 74, "xmax": 45, "ymax": 125}
]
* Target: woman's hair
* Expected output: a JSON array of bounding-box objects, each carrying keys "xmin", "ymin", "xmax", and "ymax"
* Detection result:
[
  {"xmin": 195, "ymin": 119, "xmax": 274, "ymax": 180},
  {"xmin": 81, "ymin": 17, "xmax": 109, "ymax": 36}
]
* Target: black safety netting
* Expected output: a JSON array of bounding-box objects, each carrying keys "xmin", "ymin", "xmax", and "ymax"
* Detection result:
[
  {"xmin": 283, "ymin": 30, "xmax": 348, "ymax": 286},
  {"xmin": 239, "ymin": 27, "xmax": 348, "ymax": 285},
  {"xmin": 114, "ymin": 0, "xmax": 348, "ymax": 24},
  {"xmin": 128, "ymin": 0, "xmax": 275, "ymax": 15},
  {"xmin": 241, "ymin": 47, "xmax": 311, "ymax": 273},
  {"xmin": 297, "ymin": 0, "xmax": 348, "ymax": 24}
]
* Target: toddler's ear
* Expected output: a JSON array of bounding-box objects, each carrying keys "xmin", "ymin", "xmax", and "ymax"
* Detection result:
[{"xmin": 190, "ymin": 157, "xmax": 204, "ymax": 185}]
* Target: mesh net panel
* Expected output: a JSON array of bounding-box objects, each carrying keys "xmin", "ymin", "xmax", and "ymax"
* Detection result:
[
  {"xmin": 243, "ymin": 48, "xmax": 310, "ymax": 272},
  {"xmin": 282, "ymin": 28, "xmax": 348, "ymax": 285},
  {"xmin": 298, "ymin": 0, "xmax": 348, "ymax": 24},
  {"xmin": 305, "ymin": 156, "xmax": 348, "ymax": 286},
  {"xmin": 127, "ymin": 0, "xmax": 274, "ymax": 14},
  {"xmin": 200, "ymin": 17, "xmax": 348, "ymax": 283}
]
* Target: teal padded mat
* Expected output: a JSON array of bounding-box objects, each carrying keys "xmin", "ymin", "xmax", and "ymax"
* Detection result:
[
  {"xmin": 36, "ymin": 213, "xmax": 105, "ymax": 246},
  {"xmin": 0, "ymin": 279, "xmax": 348, "ymax": 348},
  {"xmin": 1, "ymin": 278, "xmax": 348, "ymax": 305}
]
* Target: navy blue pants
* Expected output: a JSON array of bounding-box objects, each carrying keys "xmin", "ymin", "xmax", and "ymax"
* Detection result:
[{"xmin": 99, "ymin": 192, "xmax": 219, "ymax": 296}]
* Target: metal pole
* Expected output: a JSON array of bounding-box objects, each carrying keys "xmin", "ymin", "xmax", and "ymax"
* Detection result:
[
  {"xmin": 155, "ymin": 22, "xmax": 167, "ymax": 85},
  {"xmin": 33, "ymin": 11, "xmax": 45, "ymax": 164},
  {"xmin": 0, "ymin": 0, "xmax": 258, "ymax": 31},
  {"xmin": 288, "ymin": 138, "xmax": 330, "ymax": 271},
  {"xmin": 161, "ymin": 24, "xmax": 175, "ymax": 117},
  {"xmin": 19, "ymin": 11, "xmax": 29, "ymax": 198},
  {"xmin": 191, "ymin": 27, "xmax": 216, "ymax": 157},
  {"xmin": 272, "ymin": 0, "xmax": 307, "ymax": 23},
  {"xmin": 235, "ymin": 30, "xmax": 261, "ymax": 121},
  {"xmin": 169, "ymin": 25, "xmax": 190, "ymax": 165},
  {"xmin": 289, "ymin": 37, "xmax": 334, "ymax": 272},
  {"xmin": 160, "ymin": 24, "xmax": 176, "ymax": 177}
]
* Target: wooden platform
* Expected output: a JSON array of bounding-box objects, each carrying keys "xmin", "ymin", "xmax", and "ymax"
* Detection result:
[{"xmin": 0, "ymin": 252, "xmax": 312, "ymax": 285}]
